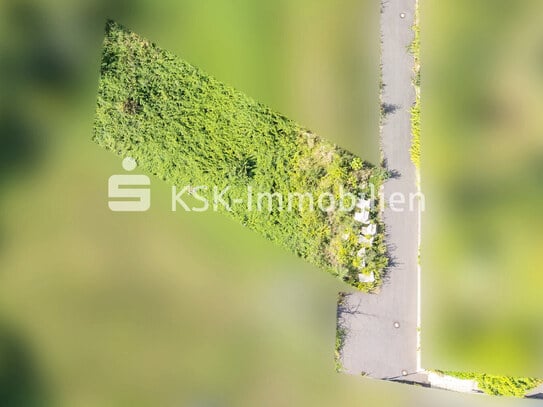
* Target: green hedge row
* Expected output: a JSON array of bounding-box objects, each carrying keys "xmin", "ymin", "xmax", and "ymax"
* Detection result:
[
  {"xmin": 442, "ymin": 371, "xmax": 542, "ymax": 397},
  {"xmin": 94, "ymin": 21, "xmax": 388, "ymax": 290}
]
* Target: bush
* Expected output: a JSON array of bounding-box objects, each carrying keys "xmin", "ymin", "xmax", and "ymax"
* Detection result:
[{"xmin": 410, "ymin": 103, "xmax": 421, "ymax": 168}]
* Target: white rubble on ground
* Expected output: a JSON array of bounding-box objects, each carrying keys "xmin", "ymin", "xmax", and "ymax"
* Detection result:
[
  {"xmin": 354, "ymin": 209, "xmax": 370, "ymax": 223},
  {"xmin": 352, "ymin": 196, "xmax": 378, "ymax": 285},
  {"xmin": 358, "ymin": 271, "xmax": 375, "ymax": 283},
  {"xmin": 362, "ymin": 223, "xmax": 377, "ymax": 236},
  {"xmin": 358, "ymin": 235, "xmax": 374, "ymax": 246}
]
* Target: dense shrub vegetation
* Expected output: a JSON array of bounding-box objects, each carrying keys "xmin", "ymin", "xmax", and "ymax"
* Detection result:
[{"xmin": 94, "ymin": 21, "xmax": 388, "ymax": 290}]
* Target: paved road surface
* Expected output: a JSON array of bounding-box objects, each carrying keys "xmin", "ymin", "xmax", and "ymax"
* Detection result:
[{"xmin": 338, "ymin": 0, "xmax": 420, "ymax": 380}]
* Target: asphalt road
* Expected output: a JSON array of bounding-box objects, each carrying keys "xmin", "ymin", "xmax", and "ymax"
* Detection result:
[{"xmin": 338, "ymin": 0, "xmax": 420, "ymax": 380}]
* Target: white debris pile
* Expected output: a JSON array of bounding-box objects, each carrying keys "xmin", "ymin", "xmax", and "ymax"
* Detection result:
[{"xmin": 353, "ymin": 197, "xmax": 379, "ymax": 283}]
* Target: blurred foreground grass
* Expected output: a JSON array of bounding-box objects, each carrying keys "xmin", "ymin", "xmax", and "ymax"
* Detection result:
[
  {"xmin": 422, "ymin": 0, "xmax": 543, "ymax": 376},
  {"xmin": 0, "ymin": 0, "xmax": 542, "ymax": 405}
]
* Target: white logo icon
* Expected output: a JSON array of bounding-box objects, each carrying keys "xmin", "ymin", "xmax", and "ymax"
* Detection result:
[{"xmin": 108, "ymin": 157, "xmax": 151, "ymax": 212}]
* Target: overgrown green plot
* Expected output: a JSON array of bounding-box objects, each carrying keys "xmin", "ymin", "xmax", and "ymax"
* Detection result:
[{"xmin": 94, "ymin": 21, "xmax": 388, "ymax": 290}]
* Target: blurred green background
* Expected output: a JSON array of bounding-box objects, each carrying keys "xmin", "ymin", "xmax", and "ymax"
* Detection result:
[
  {"xmin": 0, "ymin": 0, "xmax": 541, "ymax": 405},
  {"xmin": 422, "ymin": 0, "xmax": 543, "ymax": 378}
]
